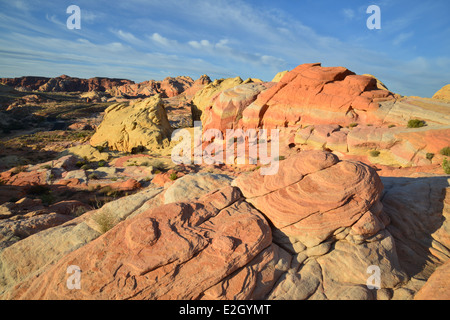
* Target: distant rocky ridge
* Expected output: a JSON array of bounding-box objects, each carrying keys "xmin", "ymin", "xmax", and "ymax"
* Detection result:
[{"xmin": 0, "ymin": 74, "xmax": 212, "ymax": 99}]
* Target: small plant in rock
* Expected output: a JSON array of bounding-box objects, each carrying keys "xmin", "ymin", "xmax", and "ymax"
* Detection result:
[
  {"xmin": 98, "ymin": 160, "xmax": 106, "ymax": 167},
  {"xmin": 95, "ymin": 145, "xmax": 105, "ymax": 152},
  {"xmin": 440, "ymin": 147, "xmax": 450, "ymax": 157},
  {"xmin": 349, "ymin": 123, "xmax": 358, "ymax": 128},
  {"xmin": 81, "ymin": 163, "xmax": 92, "ymax": 170},
  {"xmin": 443, "ymin": 158, "xmax": 450, "ymax": 174},
  {"xmin": 92, "ymin": 211, "xmax": 117, "ymax": 234},
  {"xmin": 426, "ymin": 153, "xmax": 435, "ymax": 161},
  {"xmin": 407, "ymin": 119, "xmax": 426, "ymax": 128},
  {"xmin": 169, "ymin": 172, "xmax": 178, "ymax": 181},
  {"xmin": 369, "ymin": 150, "xmax": 381, "ymax": 157},
  {"xmin": 75, "ymin": 160, "xmax": 86, "ymax": 168},
  {"xmin": 88, "ymin": 173, "xmax": 99, "ymax": 180}
]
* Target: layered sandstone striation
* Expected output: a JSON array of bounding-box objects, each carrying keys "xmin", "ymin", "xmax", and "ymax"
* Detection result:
[{"xmin": 241, "ymin": 63, "xmax": 395, "ymax": 129}]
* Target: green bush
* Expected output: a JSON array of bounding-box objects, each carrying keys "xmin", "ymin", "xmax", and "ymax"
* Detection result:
[
  {"xmin": 75, "ymin": 160, "xmax": 86, "ymax": 168},
  {"xmin": 426, "ymin": 153, "xmax": 435, "ymax": 161},
  {"xmin": 443, "ymin": 159, "xmax": 450, "ymax": 174},
  {"xmin": 169, "ymin": 172, "xmax": 178, "ymax": 181},
  {"xmin": 27, "ymin": 184, "xmax": 51, "ymax": 195},
  {"xmin": 92, "ymin": 211, "xmax": 116, "ymax": 234},
  {"xmin": 349, "ymin": 123, "xmax": 358, "ymax": 128},
  {"xmin": 407, "ymin": 119, "xmax": 426, "ymax": 128},
  {"xmin": 369, "ymin": 150, "xmax": 381, "ymax": 157},
  {"xmin": 440, "ymin": 147, "xmax": 450, "ymax": 157},
  {"xmin": 88, "ymin": 173, "xmax": 99, "ymax": 180}
]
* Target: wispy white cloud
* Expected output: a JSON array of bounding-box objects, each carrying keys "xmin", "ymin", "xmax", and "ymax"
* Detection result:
[
  {"xmin": 393, "ymin": 32, "xmax": 414, "ymax": 46},
  {"xmin": 342, "ymin": 8, "xmax": 355, "ymax": 20},
  {"xmin": 0, "ymin": 0, "xmax": 448, "ymax": 97},
  {"xmin": 150, "ymin": 33, "xmax": 179, "ymax": 47}
]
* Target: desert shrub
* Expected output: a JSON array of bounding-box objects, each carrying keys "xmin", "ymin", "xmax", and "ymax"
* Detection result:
[
  {"xmin": 81, "ymin": 164, "xmax": 90, "ymax": 171},
  {"xmin": 369, "ymin": 150, "xmax": 381, "ymax": 157},
  {"xmin": 75, "ymin": 160, "xmax": 86, "ymax": 168},
  {"xmin": 27, "ymin": 185, "xmax": 55, "ymax": 205},
  {"xmin": 27, "ymin": 184, "xmax": 51, "ymax": 195},
  {"xmin": 11, "ymin": 165, "xmax": 27, "ymax": 176},
  {"xmin": 151, "ymin": 160, "xmax": 168, "ymax": 172},
  {"xmin": 407, "ymin": 119, "xmax": 426, "ymax": 128},
  {"xmin": 88, "ymin": 173, "xmax": 99, "ymax": 180},
  {"xmin": 426, "ymin": 153, "xmax": 435, "ymax": 161},
  {"xmin": 92, "ymin": 211, "xmax": 116, "ymax": 234},
  {"xmin": 98, "ymin": 160, "xmax": 106, "ymax": 167},
  {"xmin": 440, "ymin": 147, "xmax": 450, "ymax": 157},
  {"xmin": 40, "ymin": 193, "xmax": 56, "ymax": 205},
  {"xmin": 349, "ymin": 123, "xmax": 358, "ymax": 128},
  {"xmin": 388, "ymin": 124, "xmax": 396, "ymax": 128},
  {"xmin": 169, "ymin": 172, "xmax": 178, "ymax": 181},
  {"xmin": 131, "ymin": 145, "xmax": 146, "ymax": 154},
  {"xmin": 443, "ymin": 159, "xmax": 450, "ymax": 174},
  {"xmin": 71, "ymin": 206, "xmax": 89, "ymax": 217},
  {"xmin": 95, "ymin": 145, "xmax": 105, "ymax": 152},
  {"xmin": 277, "ymin": 156, "xmax": 286, "ymax": 161}
]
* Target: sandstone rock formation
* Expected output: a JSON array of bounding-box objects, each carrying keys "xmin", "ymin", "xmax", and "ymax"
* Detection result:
[
  {"xmin": 182, "ymin": 75, "xmax": 212, "ymax": 100},
  {"xmin": 414, "ymin": 260, "xmax": 450, "ymax": 300},
  {"xmin": 233, "ymin": 150, "xmax": 386, "ymax": 247},
  {"xmin": 38, "ymin": 75, "xmax": 133, "ymax": 93},
  {"xmin": 191, "ymin": 76, "xmax": 245, "ymax": 120},
  {"xmin": 295, "ymin": 123, "xmax": 450, "ymax": 167},
  {"xmin": 433, "ymin": 84, "xmax": 450, "ymax": 101},
  {"xmin": 0, "ymin": 77, "xmax": 53, "ymax": 91},
  {"xmin": 90, "ymin": 96, "xmax": 173, "ymax": 153},
  {"xmin": 202, "ymin": 82, "xmax": 274, "ymax": 132},
  {"xmin": 241, "ymin": 63, "xmax": 394, "ymax": 129},
  {"xmin": 1, "ymin": 62, "xmax": 449, "ymax": 301},
  {"xmin": 0, "ymin": 150, "xmax": 448, "ymax": 300},
  {"xmin": 110, "ymin": 76, "xmax": 195, "ymax": 98},
  {"xmin": 5, "ymin": 187, "xmax": 281, "ymax": 300},
  {"xmin": 271, "ymin": 70, "xmax": 289, "ymax": 83}
]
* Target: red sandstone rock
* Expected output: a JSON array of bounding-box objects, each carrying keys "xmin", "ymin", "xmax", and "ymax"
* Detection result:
[
  {"xmin": 151, "ymin": 170, "xmax": 185, "ymax": 188},
  {"xmin": 203, "ymin": 82, "xmax": 273, "ymax": 132},
  {"xmin": 233, "ymin": 150, "xmax": 384, "ymax": 247},
  {"xmin": 414, "ymin": 260, "xmax": 450, "ymax": 300},
  {"xmin": 7, "ymin": 186, "xmax": 273, "ymax": 300},
  {"xmin": 183, "ymin": 75, "xmax": 212, "ymax": 99},
  {"xmin": 241, "ymin": 63, "xmax": 394, "ymax": 129},
  {"xmin": 111, "ymin": 76, "xmax": 195, "ymax": 98},
  {"xmin": 108, "ymin": 179, "xmax": 141, "ymax": 192}
]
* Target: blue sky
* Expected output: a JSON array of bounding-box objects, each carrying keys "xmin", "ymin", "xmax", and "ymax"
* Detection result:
[{"xmin": 0, "ymin": 0, "xmax": 449, "ymax": 97}]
